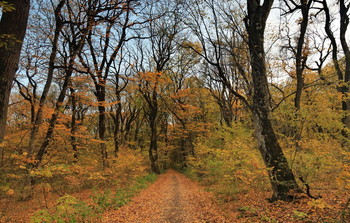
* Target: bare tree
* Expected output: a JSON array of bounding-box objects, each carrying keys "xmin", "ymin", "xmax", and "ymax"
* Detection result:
[
  {"xmin": 281, "ymin": 0, "xmax": 314, "ymax": 110},
  {"xmin": 78, "ymin": 0, "xmax": 139, "ymax": 167}
]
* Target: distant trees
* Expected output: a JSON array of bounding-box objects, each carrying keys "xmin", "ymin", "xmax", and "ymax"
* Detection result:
[
  {"xmin": 0, "ymin": 0, "xmax": 30, "ymax": 142},
  {"xmin": 136, "ymin": 1, "xmax": 181, "ymax": 173}
]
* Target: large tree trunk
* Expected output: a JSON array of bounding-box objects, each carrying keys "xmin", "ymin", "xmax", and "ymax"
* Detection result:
[
  {"xmin": 246, "ymin": 0, "xmax": 299, "ymax": 201},
  {"xmin": 0, "ymin": 0, "xmax": 30, "ymax": 142},
  {"xmin": 252, "ymin": 111, "xmax": 300, "ymax": 201}
]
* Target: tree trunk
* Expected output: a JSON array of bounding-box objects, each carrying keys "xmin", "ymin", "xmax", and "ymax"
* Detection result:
[
  {"xmin": 33, "ymin": 71, "xmax": 72, "ymax": 168},
  {"xmin": 246, "ymin": 0, "xmax": 299, "ymax": 201},
  {"xmin": 114, "ymin": 92, "xmax": 122, "ymax": 156},
  {"xmin": 96, "ymin": 84, "xmax": 108, "ymax": 168},
  {"xmin": 339, "ymin": 0, "xmax": 350, "ymax": 137},
  {"xmin": 149, "ymin": 104, "xmax": 160, "ymax": 174},
  {"xmin": 31, "ymin": 17, "xmax": 88, "ymax": 168},
  {"xmin": 252, "ymin": 110, "xmax": 300, "ymax": 201},
  {"xmin": 294, "ymin": 1, "xmax": 310, "ymax": 110},
  {"xmin": 222, "ymin": 105, "xmax": 233, "ymax": 128},
  {"xmin": 0, "ymin": 0, "xmax": 30, "ymax": 142},
  {"xmin": 28, "ymin": 0, "xmax": 65, "ymax": 155},
  {"xmin": 70, "ymin": 88, "xmax": 78, "ymax": 161},
  {"xmin": 323, "ymin": 0, "xmax": 350, "ymax": 141}
]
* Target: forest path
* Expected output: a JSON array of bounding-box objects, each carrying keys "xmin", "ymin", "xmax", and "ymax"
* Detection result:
[{"xmin": 103, "ymin": 169, "xmax": 228, "ymax": 222}]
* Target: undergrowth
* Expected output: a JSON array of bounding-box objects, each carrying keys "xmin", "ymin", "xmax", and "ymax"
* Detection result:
[{"xmin": 30, "ymin": 173, "xmax": 157, "ymax": 223}]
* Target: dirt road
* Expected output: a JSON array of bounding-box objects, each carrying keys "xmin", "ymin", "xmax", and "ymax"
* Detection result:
[{"xmin": 103, "ymin": 170, "xmax": 228, "ymax": 222}]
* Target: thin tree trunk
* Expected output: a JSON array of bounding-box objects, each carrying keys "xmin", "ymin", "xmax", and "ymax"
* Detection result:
[
  {"xmin": 70, "ymin": 88, "xmax": 78, "ymax": 161},
  {"xmin": 28, "ymin": 0, "xmax": 65, "ymax": 154},
  {"xmin": 33, "ymin": 71, "xmax": 72, "ymax": 168},
  {"xmin": 294, "ymin": 9, "xmax": 309, "ymax": 110},
  {"xmin": 323, "ymin": 0, "xmax": 350, "ymax": 141},
  {"xmin": 0, "ymin": 0, "xmax": 30, "ymax": 142},
  {"xmin": 31, "ymin": 16, "xmax": 88, "ymax": 168},
  {"xmin": 114, "ymin": 93, "xmax": 122, "ymax": 156}
]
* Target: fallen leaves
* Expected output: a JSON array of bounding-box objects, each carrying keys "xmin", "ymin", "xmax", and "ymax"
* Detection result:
[{"xmin": 103, "ymin": 170, "xmax": 227, "ymax": 222}]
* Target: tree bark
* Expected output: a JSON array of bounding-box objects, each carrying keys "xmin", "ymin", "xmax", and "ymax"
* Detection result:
[
  {"xmin": 0, "ymin": 0, "xmax": 30, "ymax": 142},
  {"xmin": 339, "ymin": 0, "xmax": 350, "ymax": 135},
  {"xmin": 149, "ymin": 93, "xmax": 160, "ymax": 174},
  {"xmin": 293, "ymin": 0, "xmax": 312, "ymax": 110},
  {"xmin": 114, "ymin": 92, "xmax": 122, "ymax": 156},
  {"xmin": 246, "ymin": 0, "xmax": 299, "ymax": 201},
  {"xmin": 70, "ymin": 88, "xmax": 79, "ymax": 161},
  {"xmin": 96, "ymin": 83, "xmax": 108, "ymax": 168}
]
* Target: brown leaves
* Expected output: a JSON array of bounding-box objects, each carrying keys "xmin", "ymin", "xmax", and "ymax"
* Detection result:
[{"xmin": 103, "ymin": 170, "xmax": 227, "ymax": 222}]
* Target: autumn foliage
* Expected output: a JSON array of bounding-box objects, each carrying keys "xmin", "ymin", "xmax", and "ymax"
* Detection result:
[{"xmin": 0, "ymin": 0, "xmax": 349, "ymax": 222}]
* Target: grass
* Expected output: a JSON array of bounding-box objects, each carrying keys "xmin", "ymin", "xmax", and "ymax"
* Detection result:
[{"xmin": 30, "ymin": 173, "xmax": 158, "ymax": 223}]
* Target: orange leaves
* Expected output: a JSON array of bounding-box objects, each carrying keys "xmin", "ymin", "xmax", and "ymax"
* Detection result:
[
  {"xmin": 89, "ymin": 100, "xmax": 120, "ymax": 108},
  {"xmin": 170, "ymin": 88, "xmax": 192, "ymax": 99},
  {"xmin": 137, "ymin": 71, "xmax": 171, "ymax": 92}
]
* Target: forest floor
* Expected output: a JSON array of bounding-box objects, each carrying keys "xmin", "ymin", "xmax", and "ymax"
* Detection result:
[
  {"xmin": 103, "ymin": 169, "xmax": 230, "ymax": 222},
  {"xmin": 103, "ymin": 169, "xmax": 350, "ymax": 222},
  {"xmin": 1, "ymin": 169, "xmax": 348, "ymax": 222}
]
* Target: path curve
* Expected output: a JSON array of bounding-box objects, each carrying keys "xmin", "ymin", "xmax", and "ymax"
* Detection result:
[{"xmin": 103, "ymin": 169, "xmax": 228, "ymax": 222}]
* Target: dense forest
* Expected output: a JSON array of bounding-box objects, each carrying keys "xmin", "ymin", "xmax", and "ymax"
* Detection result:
[{"xmin": 0, "ymin": 0, "xmax": 349, "ymax": 222}]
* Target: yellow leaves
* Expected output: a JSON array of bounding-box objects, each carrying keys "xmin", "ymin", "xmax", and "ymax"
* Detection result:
[
  {"xmin": 30, "ymin": 165, "xmax": 69, "ymax": 179},
  {"xmin": 337, "ymin": 162, "xmax": 350, "ymax": 190},
  {"xmin": 307, "ymin": 199, "xmax": 329, "ymax": 209},
  {"xmin": 0, "ymin": 1, "xmax": 15, "ymax": 12},
  {"xmin": 88, "ymin": 172, "xmax": 106, "ymax": 181},
  {"xmin": 30, "ymin": 169, "xmax": 53, "ymax": 178},
  {"xmin": 0, "ymin": 185, "xmax": 15, "ymax": 196},
  {"xmin": 181, "ymin": 40, "xmax": 203, "ymax": 54},
  {"xmin": 6, "ymin": 173, "xmax": 22, "ymax": 179}
]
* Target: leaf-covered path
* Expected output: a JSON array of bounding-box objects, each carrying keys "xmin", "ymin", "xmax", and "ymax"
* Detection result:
[{"xmin": 103, "ymin": 169, "xmax": 228, "ymax": 222}]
